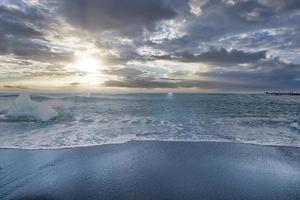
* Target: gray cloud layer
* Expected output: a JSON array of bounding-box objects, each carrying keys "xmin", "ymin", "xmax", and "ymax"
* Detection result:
[
  {"xmin": 59, "ymin": 0, "xmax": 176, "ymax": 37},
  {"xmin": 153, "ymin": 48, "xmax": 267, "ymax": 64},
  {"xmin": 0, "ymin": 0, "xmax": 300, "ymax": 91}
]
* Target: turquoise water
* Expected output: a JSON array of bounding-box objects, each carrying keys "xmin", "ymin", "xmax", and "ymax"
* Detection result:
[{"xmin": 0, "ymin": 93, "xmax": 299, "ymax": 148}]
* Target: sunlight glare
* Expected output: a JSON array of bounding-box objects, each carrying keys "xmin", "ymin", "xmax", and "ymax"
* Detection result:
[
  {"xmin": 73, "ymin": 53, "xmax": 100, "ymax": 73},
  {"xmin": 69, "ymin": 52, "xmax": 103, "ymax": 85}
]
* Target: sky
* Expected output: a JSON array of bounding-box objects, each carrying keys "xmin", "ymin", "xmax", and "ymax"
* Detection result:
[{"xmin": 0, "ymin": 0, "xmax": 299, "ymax": 92}]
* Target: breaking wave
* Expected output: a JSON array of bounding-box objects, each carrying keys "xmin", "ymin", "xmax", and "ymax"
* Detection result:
[
  {"xmin": 6, "ymin": 93, "xmax": 58, "ymax": 122},
  {"xmin": 290, "ymin": 121, "xmax": 300, "ymax": 131}
]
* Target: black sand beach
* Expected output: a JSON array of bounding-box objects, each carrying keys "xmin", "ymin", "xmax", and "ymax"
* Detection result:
[{"xmin": 1, "ymin": 141, "xmax": 300, "ymax": 200}]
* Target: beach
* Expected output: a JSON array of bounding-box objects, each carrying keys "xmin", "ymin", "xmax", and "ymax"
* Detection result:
[
  {"xmin": 1, "ymin": 0, "xmax": 300, "ymax": 198},
  {"xmin": 1, "ymin": 141, "xmax": 300, "ymax": 200}
]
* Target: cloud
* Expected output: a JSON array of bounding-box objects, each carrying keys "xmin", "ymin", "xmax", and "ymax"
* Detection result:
[
  {"xmin": 102, "ymin": 67, "xmax": 145, "ymax": 78},
  {"xmin": 0, "ymin": 3, "xmax": 46, "ymax": 38},
  {"xmin": 2, "ymin": 84, "xmax": 28, "ymax": 90},
  {"xmin": 153, "ymin": 48, "xmax": 267, "ymax": 64},
  {"xmin": 104, "ymin": 78, "xmax": 178, "ymax": 88},
  {"xmin": 3, "ymin": 38, "xmax": 74, "ymax": 62},
  {"xmin": 101, "ymin": 65, "xmax": 255, "ymax": 90},
  {"xmin": 0, "ymin": 1, "xmax": 45, "ymax": 56},
  {"xmin": 197, "ymin": 58, "xmax": 300, "ymax": 90},
  {"xmin": 0, "ymin": 1, "xmax": 69, "ymax": 62},
  {"xmin": 103, "ymin": 77, "xmax": 259, "ymax": 90},
  {"xmin": 58, "ymin": 0, "xmax": 176, "ymax": 37},
  {"xmin": 258, "ymin": 0, "xmax": 300, "ymax": 13},
  {"xmin": 168, "ymin": 71, "xmax": 190, "ymax": 76},
  {"xmin": 103, "ymin": 56, "xmax": 300, "ymax": 90},
  {"xmin": 148, "ymin": 0, "xmax": 300, "ymax": 56},
  {"xmin": 69, "ymin": 82, "xmax": 81, "ymax": 86},
  {"xmin": 0, "ymin": 0, "xmax": 300, "ymax": 91}
]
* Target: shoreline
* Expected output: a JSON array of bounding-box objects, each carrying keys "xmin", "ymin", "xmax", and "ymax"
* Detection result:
[{"xmin": 1, "ymin": 139, "xmax": 300, "ymax": 151}]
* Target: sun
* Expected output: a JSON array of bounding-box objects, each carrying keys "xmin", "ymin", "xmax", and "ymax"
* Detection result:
[
  {"xmin": 69, "ymin": 52, "xmax": 103, "ymax": 85},
  {"xmin": 73, "ymin": 53, "xmax": 100, "ymax": 73}
]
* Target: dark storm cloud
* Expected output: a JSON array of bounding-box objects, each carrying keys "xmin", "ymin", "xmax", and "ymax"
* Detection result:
[
  {"xmin": 58, "ymin": 0, "xmax": 176, "ymax": 37},
  {"xmin": 153, "ymin": 48, "xmax": 267, "ymax": 64}
]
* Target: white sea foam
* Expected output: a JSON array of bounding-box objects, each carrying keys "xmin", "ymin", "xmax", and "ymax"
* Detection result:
[
  {"xmin": 290, "ymin": 122, "xmax": 300, "ymax": 130},
  {"xmin": 167, "ymin": 93, "xmax": 174, "ymax": 99},
  {"xmin": 7, "ymin": 93, "xmax": 58, "ymax": 121},
  {"xmin": 0, "ymin": 93, "xmax": 300, "ymax": 149}
]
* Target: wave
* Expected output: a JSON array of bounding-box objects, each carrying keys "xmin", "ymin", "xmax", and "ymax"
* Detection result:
[
  {"xmin": 60, "ymin": 95, "xmax": 157, "ymax": 102},
  {"xmin": 0, "ymin": 93, "xmax": 173, "ymax": 104},
  {"xmin": 6, "ymin": 93, "xmax": 58, "ymax": 122},
  {"xmin": 290, "ymin": 121, "xmax": 300, "ymax": 131},
  {"xmin": 0, "ymin": 93, "xmax": 299, "ymax": 149},
  {"xmin": 0, "ymin": 93, "xmax": 18, "ymax": 98}
]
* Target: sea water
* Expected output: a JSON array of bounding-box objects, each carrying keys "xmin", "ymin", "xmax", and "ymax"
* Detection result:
[{"xmin": 0, "ymin": 93, "xmax": 299, "ymax": 149}]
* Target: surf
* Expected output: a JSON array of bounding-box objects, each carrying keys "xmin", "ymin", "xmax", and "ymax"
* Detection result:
[{"xmin": 7, "ymin": 93, "xmax": 58, "ymax": 122}]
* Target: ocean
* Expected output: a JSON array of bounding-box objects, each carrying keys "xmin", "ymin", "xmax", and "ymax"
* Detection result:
[{"xmin": 0, "ymin": 93, "xmax": 299, "ymax": 149}]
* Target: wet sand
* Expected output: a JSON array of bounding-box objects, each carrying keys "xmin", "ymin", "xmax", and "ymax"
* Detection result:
[{"xmin": 1, "ymin": 141, "xmax": 300, "ymax": 200}]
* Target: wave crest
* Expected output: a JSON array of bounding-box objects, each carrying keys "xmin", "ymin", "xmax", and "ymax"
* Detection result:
[
  {"xmin": 290, "ymin": 121, "xmax": 300, "ymax": 131},
  {"xmin": 7, "ymin": 93, "xmax": 58, "ymax": 122}
]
